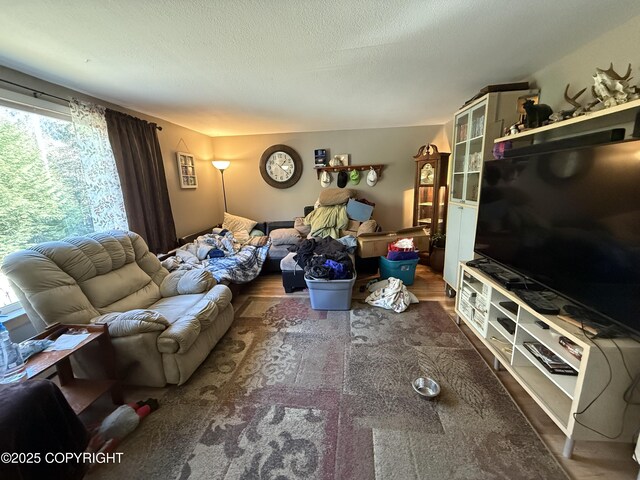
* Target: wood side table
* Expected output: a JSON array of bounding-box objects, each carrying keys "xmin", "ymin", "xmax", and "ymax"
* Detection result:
[{"xmin": 25, "ymin": 323, "xmax": 123, "ymax": 414}]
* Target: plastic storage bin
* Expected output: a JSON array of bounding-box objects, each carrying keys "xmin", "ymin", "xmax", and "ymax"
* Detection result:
[
  {"xmin": 379, "ymin": 256, "xmax": 419, "ymax": 285},
  {"xmin": 305, "ymin": 274, "xmax": 357, "ymax": 310}
]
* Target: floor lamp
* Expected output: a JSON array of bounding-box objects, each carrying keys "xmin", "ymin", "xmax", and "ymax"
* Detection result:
[{"xmin": 212, "ymin": 160, "xmax": 230, "ymax": 212}]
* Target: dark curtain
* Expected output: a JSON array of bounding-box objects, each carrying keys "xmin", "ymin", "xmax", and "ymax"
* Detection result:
[{"xmin": 105, "ymin": 109, "xmax": 177, "ymax": 253}]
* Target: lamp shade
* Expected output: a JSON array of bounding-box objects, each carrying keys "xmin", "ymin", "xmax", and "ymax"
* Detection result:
[{"xmin": 212, "ymin": 160, "xmax": 230, "ymax": 171}]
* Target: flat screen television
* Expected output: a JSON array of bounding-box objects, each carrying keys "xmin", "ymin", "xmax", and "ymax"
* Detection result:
[{"xmin": 475, "ymin": 138, "xmax": 640, "ymax": 334}]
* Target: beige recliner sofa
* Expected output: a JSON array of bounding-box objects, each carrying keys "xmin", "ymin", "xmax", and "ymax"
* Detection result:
[{"xmin": 1, "ymin": 230, "xmax": 234, "ymax": 387}]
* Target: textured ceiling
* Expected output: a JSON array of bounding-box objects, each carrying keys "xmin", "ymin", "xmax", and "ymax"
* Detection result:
[{"xmin": 0, "ymin": 1, "xmax": 639, "ymax": 136}]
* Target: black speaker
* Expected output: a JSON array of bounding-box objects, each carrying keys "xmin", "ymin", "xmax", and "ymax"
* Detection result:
[{"xmin": 633, "ymin": 110, "xmax": 640, "ymax": 138}]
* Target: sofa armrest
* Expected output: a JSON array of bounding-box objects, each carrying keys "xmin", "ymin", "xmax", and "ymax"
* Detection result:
[
  {"xmin": 160, "ymin": 269, "xmax": 216, "ymax": 297},
  {"xmin": 93, "ymin": 310, "xmax": 170, "ymax": 337}
]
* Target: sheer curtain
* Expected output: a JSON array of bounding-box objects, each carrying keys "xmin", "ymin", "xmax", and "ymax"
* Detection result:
[
  {"xmin": 69, "ymin": 99, "xmax": 128, "ymax": 231},
  {"xmin": 105, "ymin": 109, "xmax": 176, "ymax": 253}
]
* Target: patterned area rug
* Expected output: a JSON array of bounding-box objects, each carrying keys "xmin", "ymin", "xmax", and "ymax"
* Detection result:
[{"xmin": 90, "ymin": 297, "xmax": 567, "ymax": 480}]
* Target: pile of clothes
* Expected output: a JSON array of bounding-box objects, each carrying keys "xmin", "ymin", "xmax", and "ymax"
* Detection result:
[
  {"xmin": 386, "ymin": 238, "xmax": 420, "ymax": 261},
  {"xmin": 289, "ymin": 237, "xmax": 355, "ymax": 280}
]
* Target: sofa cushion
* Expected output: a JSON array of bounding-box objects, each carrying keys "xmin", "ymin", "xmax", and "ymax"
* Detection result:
[
  {"xmin": 155, "ymin": 285, "xmax": 232, "ymax": 353},
  {"xmin": 269, "ymin": 228, "xmax": 302, "ymax": 246},
  {"xmin": 80, "ymin": 262, "xmax": 154, "ymax": 308},
  {"xmin": 148, "ymin": 293, "xmax": 204, "ymax": 324},
  {"xmin": 266, "ymin": 244, "xmax": 291, "ymax": 261}
]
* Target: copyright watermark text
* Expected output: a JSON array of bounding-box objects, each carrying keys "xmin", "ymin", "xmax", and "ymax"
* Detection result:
[{"xmin": 1, "ymin": 452, "xmax": 122, "ymax": 464}]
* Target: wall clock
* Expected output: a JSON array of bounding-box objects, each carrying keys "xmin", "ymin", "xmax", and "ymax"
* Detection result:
[{"xmin": 259, "ymin": 144, "xmax": 303, "ymax": 189}]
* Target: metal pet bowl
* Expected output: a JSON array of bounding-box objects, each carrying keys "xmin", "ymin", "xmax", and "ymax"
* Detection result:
[{"xmin": 412, "ymin": 377, "xmax": 441, "ymax": 398}]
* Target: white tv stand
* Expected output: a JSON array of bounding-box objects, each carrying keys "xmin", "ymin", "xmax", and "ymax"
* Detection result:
[{"xmin": 455, "ymin": 261, "xmax": 640, "ymax": 458}]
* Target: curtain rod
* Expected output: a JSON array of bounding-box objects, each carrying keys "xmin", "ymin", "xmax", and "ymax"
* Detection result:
[
  {"xmin": 0, "ymin": 77, "xmax": 163, "ymax": 131},
  {"xmin": 0, "ymin": 77, "xmax": 68, "ymax": 102}
]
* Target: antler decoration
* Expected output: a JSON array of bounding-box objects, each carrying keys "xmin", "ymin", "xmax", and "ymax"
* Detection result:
[
  {"xmin": 564, "ymin": 84, "xmax": 587, "ymax": 108},
  {"xmin": 596, "ymin": 63, "xmax": 632, "ymax": 81}
]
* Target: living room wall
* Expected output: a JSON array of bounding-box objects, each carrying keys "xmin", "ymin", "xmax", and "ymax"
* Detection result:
[
  {"xmin": 211, "ymin": 125, "xmax": 448, "ymax": 232},
  {"xmin": 0, "ymin": 66, "xmax": 219, "ymax": 239}
]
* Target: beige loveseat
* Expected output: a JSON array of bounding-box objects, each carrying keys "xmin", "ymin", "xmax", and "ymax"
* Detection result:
[{"xmin": 1, "ymin": 230, "xmax": 234, "ymax": 386}]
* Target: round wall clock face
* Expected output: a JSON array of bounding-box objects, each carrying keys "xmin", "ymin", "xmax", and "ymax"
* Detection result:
[{"xmin": 259, "ymin": 144, "xmax": 303, "ymax": 189}]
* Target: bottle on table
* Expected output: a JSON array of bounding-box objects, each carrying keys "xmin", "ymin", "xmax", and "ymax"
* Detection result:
[{"xmin": 0, "ymin": 321, "xmax": 27, "ymax": 384}]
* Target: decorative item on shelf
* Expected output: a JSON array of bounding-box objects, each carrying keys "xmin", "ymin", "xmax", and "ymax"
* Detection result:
[
  {"xmin": 522, "ymin": 99, "xmax": 553, "ymax": 129},
  {"xmin": 551, "ymin": 63, "xmax": 640, "ymax": 124},
  {"xmin": 314, "ymin": 148, "xmax": 328, "ymax": 168},
  {"xmin": 212, "ymin": 160, "xmax": 230, "ymax": 212},
  {"xmin": 549, "ymin": 84, "xmax": 594, "ymax": 122},
  {"xmin": 338, "ymin": 153, "xmax": 349, "ymax": 166},
  {"xmin": 177, "ymin": 152, "xmax": 198, "ymax": 189},
  {"xmin": 591, "ymin": 63, "xmax": 640, "ymax": 109},
  {"xmin": 330, "ymin": 153, "xmax": 349, "ymax": 166}
]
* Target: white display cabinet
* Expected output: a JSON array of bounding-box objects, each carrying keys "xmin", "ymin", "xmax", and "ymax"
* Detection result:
[{"xmin": 443, "ymin": 90, "xmax": 535, "ymax": 295}]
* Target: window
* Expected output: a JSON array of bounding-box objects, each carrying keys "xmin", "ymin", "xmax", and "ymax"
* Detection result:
[{"xmin": 0, "ymin": 93, "xmax": 127, "ymax": 312}]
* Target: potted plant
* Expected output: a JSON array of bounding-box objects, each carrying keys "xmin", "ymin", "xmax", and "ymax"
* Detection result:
[{"xmin": 429, "ymin": 233, "xmax": 446, "ymax": 273}]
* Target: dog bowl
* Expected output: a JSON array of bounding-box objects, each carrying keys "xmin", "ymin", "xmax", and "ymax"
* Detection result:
[{"xmin": 412, "ymin": 377, "xmax": 440, "ymax": 398}]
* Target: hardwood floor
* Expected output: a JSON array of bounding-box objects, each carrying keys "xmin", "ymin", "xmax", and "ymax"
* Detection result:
[{"xmin": 241, "ymin": 265, "xmax": 639, "ymax": 480}]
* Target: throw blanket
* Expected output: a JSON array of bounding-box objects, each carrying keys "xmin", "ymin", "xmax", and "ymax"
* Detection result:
[
  {"xmin": 303, "ymin": 205, "xmax": 348, "ymax": 238},
  {"xmin": 163, "ymin": 233, "xmax": 271, "ymax": 284}
]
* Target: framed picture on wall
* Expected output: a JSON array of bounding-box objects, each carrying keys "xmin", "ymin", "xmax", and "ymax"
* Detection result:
[{"xmin": 177, "ymin": 152, "xmax": 198, "ymax": 188}]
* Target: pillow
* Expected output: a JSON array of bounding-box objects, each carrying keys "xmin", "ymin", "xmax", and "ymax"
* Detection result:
[
  {"xmin": 222, "ymin": 213, "xmax": 258, "ymax": 236},
  {"xmin": 269, "ymin": 228, "xmax": 303, "ymax": 246},
  {"xmin": 293, "ymin": 217, "xmax": 311, "ymax": 237},
  {"xmin": 318, "ymin": 188, "xmax": 356, "ymax": 206},
  {"xmin": 357, "ymin": 219, "xmax": 378, "ymax": 236},
  {"xmin": 250, "ymin": 228, "xmax": 266, "ymax": 237},
  {"xmin": 245, "ymin": 236, "xmax": 269, "ymax": 247}
]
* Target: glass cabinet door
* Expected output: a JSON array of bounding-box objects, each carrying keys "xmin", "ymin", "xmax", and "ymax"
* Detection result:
[
  {"xmin": 451, "ymin": 113, "xmax": 468, "ymax": 202},
  {"xmin": 450, "ymin": 99, "xmax": 486, "ymax": 204},
  {"xmin": 417, "ymin": 162, "xmax": 436, "ymax": 230}
]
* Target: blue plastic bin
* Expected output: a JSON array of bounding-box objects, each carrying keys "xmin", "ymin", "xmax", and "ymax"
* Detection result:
[
  {"xmin": 305, "ymin": 274, "xmax": 357, "ymax": 310},
  {"xmin": 379, "ymin": 256, "xmax": 419, "ymax": 285}
]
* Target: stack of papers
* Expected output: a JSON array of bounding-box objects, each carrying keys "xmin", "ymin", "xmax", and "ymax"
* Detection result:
[{"xmin": 44, "ymin": 334, "xmax": 90, "ymax": 352}]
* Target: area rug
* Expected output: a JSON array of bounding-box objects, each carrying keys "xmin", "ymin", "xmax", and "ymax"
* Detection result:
[{"xmin": 89, "ymin": 297, "xmax": 567, "ymax": 480}]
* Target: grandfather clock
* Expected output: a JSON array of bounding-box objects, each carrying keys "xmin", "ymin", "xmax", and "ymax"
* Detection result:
[{"xmin": 412, "ymin": 144, "xmax": 449, "ymax": 234}]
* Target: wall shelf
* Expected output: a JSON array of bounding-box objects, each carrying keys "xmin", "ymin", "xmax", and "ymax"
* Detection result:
[
  {"xmin": 315, "ymin": 164, "xmax": 385, "ymax": 179},
  {"xmin": 494, "ymin": 97, "xmax": 640, "ymax": 143}
]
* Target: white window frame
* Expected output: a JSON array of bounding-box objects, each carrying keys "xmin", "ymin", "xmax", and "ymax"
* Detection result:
[{"xmin": 0, "ymin": 88, "xmax": 72, "ymax": 315}]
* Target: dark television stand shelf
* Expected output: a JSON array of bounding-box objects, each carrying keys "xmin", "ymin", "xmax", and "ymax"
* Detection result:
[{"xmin": 454, "ymin": 261, "xmax": 640, "ymax": 459}]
